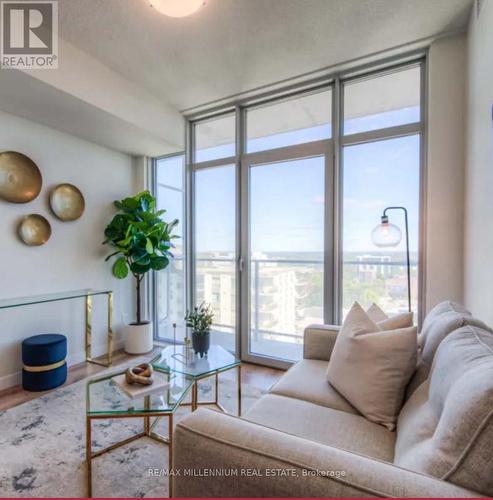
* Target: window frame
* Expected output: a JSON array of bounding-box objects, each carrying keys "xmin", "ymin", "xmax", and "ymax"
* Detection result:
[
  {"xmin": 152, "ymin": 152, "xmax": 186, "ymax": 343},
  {"xmin": 336, "ymin": 61, "xmax": 425, "ymax": 324},
  {"xmin": 153, "ymin": 55, "xmax": 427, "ymax": 360},
  {"xmin": 245, "ymin": 85, "xmax": 333, "ymax": 153}
]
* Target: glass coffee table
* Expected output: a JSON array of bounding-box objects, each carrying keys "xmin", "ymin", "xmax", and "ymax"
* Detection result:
[
  {"xmin": 85, "ymin": 368, "xmax": 193, "ymax": 498},
  {"xmin": 152, "ymin": 344, "xmax": 242, "ymax": 416}
]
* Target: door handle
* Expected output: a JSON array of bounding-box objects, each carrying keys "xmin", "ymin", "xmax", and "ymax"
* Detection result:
[{"xmin": 238, "ymin": 257, "xmax": 244, "ymax": 272}]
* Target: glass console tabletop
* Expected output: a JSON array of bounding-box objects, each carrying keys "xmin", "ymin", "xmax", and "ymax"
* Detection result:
[
  {"xmin": 152, "ymin": 344, "xmax": 240, "ymax": 378},
  {"xmin": 86, "ymin": 368, "xmax": 193, "ymax": 416},
  {"xmin": 0, "ymin": 289, "xmax": 112, "ymax": 310}
]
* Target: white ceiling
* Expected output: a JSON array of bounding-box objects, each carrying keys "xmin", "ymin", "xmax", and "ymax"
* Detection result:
[
  {"xmin": 0, "ymin": 0, "xmax": 473, "ymax": 156},
  {"xmin": 59, "ymin": 0, "xmax": 473, "ymax": 113},
  {"xmin": 0, "ymin": 70, "xmax": 179, "ymax": 156}
]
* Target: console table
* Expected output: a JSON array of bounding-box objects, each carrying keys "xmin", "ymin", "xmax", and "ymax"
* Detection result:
[{"xmin": 0, "ymin": 289, "xmax": 114, "ymax": 367}]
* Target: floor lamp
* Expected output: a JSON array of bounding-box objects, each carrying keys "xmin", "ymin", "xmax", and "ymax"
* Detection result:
[{"xmin": 371, "ymin": 206, "xmax": 411, "ymax": 312}]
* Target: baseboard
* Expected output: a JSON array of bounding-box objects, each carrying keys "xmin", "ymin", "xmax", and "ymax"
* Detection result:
[
  {"xmin": 0, "ymin": 372, "xmax": 21, "ymax": 392},
  {"xmin": 0, "ymin": 338, "xmax": 124, "ymax": 391}
]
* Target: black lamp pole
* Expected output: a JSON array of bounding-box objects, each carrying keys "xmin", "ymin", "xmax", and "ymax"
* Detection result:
[{"xmin": 382, "ymin": 206, "xmax": 411, "ymax": 313}]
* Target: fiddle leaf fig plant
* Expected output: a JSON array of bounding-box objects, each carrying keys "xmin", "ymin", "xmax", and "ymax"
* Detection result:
[{"xmin": 103, "ymin": 191, "xmax": 178, "ymax": 325}]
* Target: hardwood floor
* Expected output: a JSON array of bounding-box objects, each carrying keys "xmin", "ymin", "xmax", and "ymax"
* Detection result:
[{"xmin": 0, "ymin": 347, "xmax": 284, "ymax": 412}]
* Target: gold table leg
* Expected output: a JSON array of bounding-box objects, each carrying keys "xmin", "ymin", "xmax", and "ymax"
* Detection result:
[
  {"xmin": 215, "ymin": 371, "xmax": 219, "ymax": 405},
  {"xmin": 85, "ymin": 292, "xmax": 113, "ymax": 367},
  {"xmin": 169, "ymin": 413, "xmax": 173, "ymax": 498},
  {"xmin": 191, "ymin": 381, "xmax": 198, "ymax": 411},
  {"xmin": 144, "ymin": 395, "xmax": 151, "ymax": 435},
  {"xmin": 238, "ymin": 364, "xmax": 242, "ymax": 417},
  {"xmin": 86, "ymin": 416, "xmax": 92, "ymax": 498},
  {"xmin": 106, "ymin": 292, "xmax": 114, "ymax": 366},
  {"xmin": 85, "ymin": 295, "xmax": 92, "ymax": 363}
]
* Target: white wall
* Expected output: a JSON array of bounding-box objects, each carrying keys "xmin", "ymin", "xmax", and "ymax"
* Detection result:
[
  {"xmin": 0, "ymin": 111, "xmax": 136, "ymax": 389},
  {"xmin": 17, "ymin": 36, "xmax": 184, "ymax": 155},
  {"xmin": 464, "ymin": 0, "xmax": 493, "ymax": 326},
  {"xmin": 425, "ymin": 34, "xmax": 467, "ymax": 313}
]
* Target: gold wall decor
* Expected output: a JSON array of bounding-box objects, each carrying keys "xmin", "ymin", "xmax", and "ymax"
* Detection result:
[
  {"xmin": 0, "ymin": 151, "xmax": 42, "ymax": 203},
  {"xmin": 18, "ymin": 214, "xmax": 51, "ymax": 246},
  {"xmin": 49, "ymin": 183, "xmax": 85, "ymax": 221}
]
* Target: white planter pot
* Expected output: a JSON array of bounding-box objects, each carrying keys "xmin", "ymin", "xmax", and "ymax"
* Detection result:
[{"xmin": 124, "ymin": 322, "xmax": 153, "ymax": 354}]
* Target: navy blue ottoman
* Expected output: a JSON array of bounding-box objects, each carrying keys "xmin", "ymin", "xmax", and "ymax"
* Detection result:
[{"xmin": 22, "ymin": 334, "xmax": 67, "ymax": 391}]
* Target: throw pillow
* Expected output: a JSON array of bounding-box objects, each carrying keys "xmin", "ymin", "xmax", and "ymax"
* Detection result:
[
  {"xmin": 327, "ymin": 302, "xmax": 417, "ymax": 430},
  {"xmin": 366, "ymin": 303, "xmax": 388, "ymax": 323},
  {"xmin": 367, "ymin": 302, "xmax": 414, "ymax": 330},
  {"xmin": 377, "ymin": 311, "xmax": 414, "ymax": 331}
]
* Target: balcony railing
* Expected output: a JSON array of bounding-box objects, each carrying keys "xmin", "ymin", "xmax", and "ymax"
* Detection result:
[{"xmin": 190, "ymin": 257, "xmax": 418, "ymax": 343}]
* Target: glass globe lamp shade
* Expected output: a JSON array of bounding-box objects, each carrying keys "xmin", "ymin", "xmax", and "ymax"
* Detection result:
[
  {"xmin": 371, "ymin": 221, "xmax": 402, "ymax": 247},
  {"xmin": 149, "ymin": 0, "xmax": 205, "ymax": 17}
]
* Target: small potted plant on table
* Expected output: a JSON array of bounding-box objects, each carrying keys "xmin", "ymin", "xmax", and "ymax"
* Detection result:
[
  {"xmin": 185, "ymin": 303, "xmax": 214, "ymax": 358},
  {"xmin": 103, "ymin": 191, "xmax": 178, "ymax": 354}
]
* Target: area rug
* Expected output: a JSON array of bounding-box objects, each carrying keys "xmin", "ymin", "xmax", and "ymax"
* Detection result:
[{"xmin": 0, "ymin": 361, "xmax": 265, "ymax": 498}]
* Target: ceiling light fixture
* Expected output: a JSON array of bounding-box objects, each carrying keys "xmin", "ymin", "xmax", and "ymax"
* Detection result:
[{"xmin": 149, "ymin": 0, "xmax": 206, "ymax": 18}]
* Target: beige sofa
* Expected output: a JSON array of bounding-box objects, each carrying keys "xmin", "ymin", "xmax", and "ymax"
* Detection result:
[{"xmin": 172, "ymin": 302, "xmax": 493, "ymax": 497}]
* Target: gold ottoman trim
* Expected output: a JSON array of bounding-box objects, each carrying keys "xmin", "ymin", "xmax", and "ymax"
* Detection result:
[{"xmin": 23, "ymin": 359, "xmax": 66, "ymax": 372}]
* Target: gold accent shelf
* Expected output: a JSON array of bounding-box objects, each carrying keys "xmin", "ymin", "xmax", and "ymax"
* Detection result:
[{"xmin": 0, "ymin": 289, "xmax": 114, "ymax": 367}]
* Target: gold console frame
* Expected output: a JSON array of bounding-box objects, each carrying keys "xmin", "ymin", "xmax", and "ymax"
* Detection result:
[
  {"xmin": 0, "ymin": 289, "xmax": 114, "ymax": 368},
  {"xmin": 85, "ymin": 292, "xmax": 113, "ymax": 367}
]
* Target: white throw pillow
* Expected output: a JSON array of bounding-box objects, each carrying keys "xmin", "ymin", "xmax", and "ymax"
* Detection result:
[
  {"xmin": 327, "ymin": 302, "xmax": 417, "ymax": 430},
  {"xmin": 366, "ymin": 303, "xmax": 388, "ymax": 323},
  {"xmin": 367, "ymin": 303, "xmax": 414, "ymax": 330},
  {"xmin": 377, "ymin": 311, "xmax": 414, "ymax": 331}
]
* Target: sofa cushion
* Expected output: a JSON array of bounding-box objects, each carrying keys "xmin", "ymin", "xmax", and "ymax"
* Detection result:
[
  {"xmin": 303, "ymin": 324, "xmax": 340, "ymax": 361},
  {"xmin": 327, "ymin": 302, "xmax": 417, "ymax": 430},
  {"xmin": 395, "ymin": 325, "xmax": 493, "ymax": 496},
  {"xmin": 270, "ymin": 359, "xmax": 359, "ymax": 414},
  {"xmin": 421, "ymin": 301, "xmax": 471, "ymax": 335},
  {"xmin": 405, "ymin": 308, "xmax": 492, "ymax": 399},
  {"xmin": 245, "ymin": 393, "xmax": 395, "ymax": 462}
]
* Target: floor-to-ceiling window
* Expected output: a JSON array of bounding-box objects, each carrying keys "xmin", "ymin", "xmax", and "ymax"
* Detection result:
[
  {"xmin": 192, "ymin": 113, "xmax": 237, "ymax": 351},
  {"xmin": 154, "ymin": 154, "xmax": 186, "ymax": 341},
  {"xmin": 341, "ymin": 64, "xmax": 422, "ymax": 317},
  {"xmin": 155, "ymin": 59, "xmax": 424, "ymax": 367},
  {"xmin": 194, "ymin": 164, "xmax": 236, "ymax": 351}
]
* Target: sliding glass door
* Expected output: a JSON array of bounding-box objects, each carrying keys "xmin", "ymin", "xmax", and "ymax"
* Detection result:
[{"xmin": 243, "ymin": 151, "xmax": 329, "ymax": 364}]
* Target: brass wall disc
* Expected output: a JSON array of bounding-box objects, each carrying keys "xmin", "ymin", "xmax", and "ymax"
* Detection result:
[
  {"xmin": 49, "ymin": 183, "xmax": 85, "ymax": 221},
  {"xmin": 18, "ymin": 214, "xmax": 52, "ymax": 246},
  {"xmin": 0, "ymin": 152, "xmax": 42, "ymax": 203}
]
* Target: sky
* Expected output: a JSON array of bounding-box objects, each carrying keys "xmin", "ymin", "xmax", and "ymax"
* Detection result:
[{"xmin": 158, "ymin": 106, "xmax": 421, "ymax": 256}]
